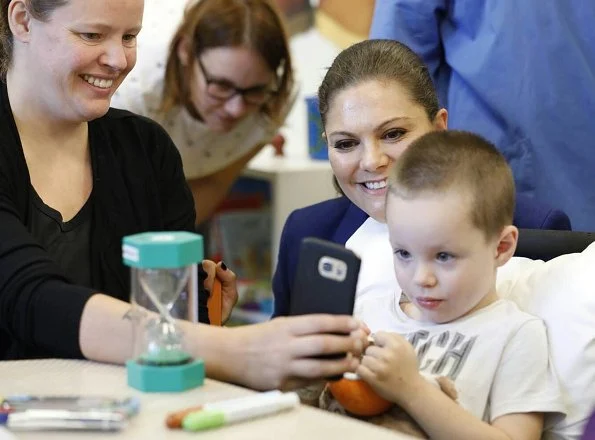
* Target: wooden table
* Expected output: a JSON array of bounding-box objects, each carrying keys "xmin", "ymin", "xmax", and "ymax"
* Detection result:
[{"xmin": 0, "ymin": 359, "xmax": 414, "ymax": 439}]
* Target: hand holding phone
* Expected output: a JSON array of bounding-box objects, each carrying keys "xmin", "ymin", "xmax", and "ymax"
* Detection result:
[{"xmin": 289, "ymin": 237, "xmax": 361, "ymax": 368}]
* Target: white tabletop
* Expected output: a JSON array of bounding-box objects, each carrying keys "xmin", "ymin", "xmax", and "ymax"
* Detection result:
[{"xmin": 0, "ymin": 359, "xmax": 414, "ymax": 439}]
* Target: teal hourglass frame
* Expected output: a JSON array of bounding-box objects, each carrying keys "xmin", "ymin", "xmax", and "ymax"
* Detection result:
[{"xmin": 123, "ymin": 231, "xmax": 205, "ymax": 392}]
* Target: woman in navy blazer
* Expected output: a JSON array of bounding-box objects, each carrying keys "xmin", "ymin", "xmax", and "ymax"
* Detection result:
[{"xmin": 272, "ymin": 40, "xmax": 570, "ymax": 318}]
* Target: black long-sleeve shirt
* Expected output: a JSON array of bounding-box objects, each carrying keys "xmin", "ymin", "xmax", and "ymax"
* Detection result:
[{"xmin": 0, "ymin": 82, "xmax": 198, "ymax": 359}]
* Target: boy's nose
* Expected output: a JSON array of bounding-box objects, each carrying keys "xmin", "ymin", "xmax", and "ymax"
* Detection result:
[{"xmin": 413, "ymin": 264, "xmax": 437, "ymax": 287}]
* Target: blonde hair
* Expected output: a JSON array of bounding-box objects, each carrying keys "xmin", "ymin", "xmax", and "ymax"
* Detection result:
[
  {"xmin": 160, "ymin": 0, "xmax": 294, "ymax": 124},
  {"xmin": 388, "ymin": 130, "xmax": 515, "ymax": 240}
]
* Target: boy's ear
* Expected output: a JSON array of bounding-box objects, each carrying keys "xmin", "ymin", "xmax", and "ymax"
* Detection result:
[
  {"xmin": 494, "ymin": 225, "xmax": 518, "ymax": 267},
  {"xmin": 8, "ymin": 0, "xmax": 33, "ymax": 43}
]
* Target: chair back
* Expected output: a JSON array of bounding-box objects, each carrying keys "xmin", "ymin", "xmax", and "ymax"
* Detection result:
[{"xmin": 515, "ymin": 229, "xmax": 595, "ymax": 261}]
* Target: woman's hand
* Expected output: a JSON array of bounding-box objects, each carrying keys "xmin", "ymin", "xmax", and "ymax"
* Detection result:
[
  {"xmin": 356, "ymin": 331, "xmax": 422, "ymax": 405},
  {"xmin": 201, "ymin": 260, "xmax": 238, "ymax": 324},
  {"xmin": 228, "ymin": 315, "xmax": 368, "ymax": 391}
]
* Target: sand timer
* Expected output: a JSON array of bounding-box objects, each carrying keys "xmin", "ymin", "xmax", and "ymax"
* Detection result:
[{"xmin": 122, "ymin": 231, "xmax": 205, "ymax": 392}]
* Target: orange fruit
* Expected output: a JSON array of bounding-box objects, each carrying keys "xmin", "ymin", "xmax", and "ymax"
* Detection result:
[{"xmin": 327, "ymin": 372, "xmax": 393, "ymax": 417}]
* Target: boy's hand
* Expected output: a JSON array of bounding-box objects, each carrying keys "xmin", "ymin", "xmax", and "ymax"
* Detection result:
[{"xmin": 356, "ymin": 331, "xmax": 422, "ymax": 405}]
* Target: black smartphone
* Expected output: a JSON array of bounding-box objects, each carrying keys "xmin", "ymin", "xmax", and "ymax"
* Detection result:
[{"xmin": 289, "ymin": 237, "xmax": 361, "ymax": 366}]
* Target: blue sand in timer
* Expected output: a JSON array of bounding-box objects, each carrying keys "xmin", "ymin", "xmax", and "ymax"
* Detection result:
[{"xmin": 123, "ymin": 231, "xmax": 205, "ymax": 392}]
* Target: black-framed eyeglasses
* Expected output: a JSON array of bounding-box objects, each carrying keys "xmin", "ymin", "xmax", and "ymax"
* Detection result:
[{"xmin": 196, "ymin": 57, "xmax": 277, "ymax": 106}]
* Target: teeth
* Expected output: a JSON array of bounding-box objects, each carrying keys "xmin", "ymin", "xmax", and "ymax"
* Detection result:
[
  {"xmin": 363, "ymin": 180, "xmax": 387, "ymax": 190},
  {"xmin": 82, "ymin": 74, "xmax": 114, "ymax": 89}
]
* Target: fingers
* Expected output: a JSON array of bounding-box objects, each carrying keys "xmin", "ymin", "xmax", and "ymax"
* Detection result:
[
  {"xmin": 201, "ymin": 260, "xmax": 216, "ymax": 289},
  {"xmin": 360, "ymin": 350, "xmax": 384, "ymax": 372},
  {"xmin": 361, "ymin": 321, "xmax": 372, "ymax": 335},
  {"xmin": 351, "ymin": 329, "xmax": 370, "ymax": 356},
  {"xmin": 362, "ymin": 344, "xmax": 385, "ymax": 360},
  {"xmin": 202, "ymin": 261, "xmax": 238, "ymax": 310},
  {"xmin": 287, "ymin": 354, "xmax": 359, "ymax": 380},
  {"xmin": 201, "ymin": 259, "xmax": 216, "ymax": 275},
  {"xmin": 279, "ymin": 314, "xmax": 360, "ymax": 337},
  {"xmin": 356, "ymin": 363, "xmax": 376, "ymax": 383},
  {"xmin": 215, "ymin": 261, "xmax": 236, "ymax": 282},
  {"xmin": 201, "ymin": 260, "xmax": 236, "ymax": 283},
  {"xmin": 290, "ymin": 332, "xmax": 364, "ymax": 359},
  {"xmin": 369, "ymin": 331, "xmax": 392, "ymax": 347},
  {"xmin": 216, "ymin": 262, "xmax": 238, "ymax": 322}
]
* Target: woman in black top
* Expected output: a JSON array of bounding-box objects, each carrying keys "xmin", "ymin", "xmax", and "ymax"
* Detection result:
[{"xmin": 0, "ymin": 0, "xmax": 366, "ymax": 390}]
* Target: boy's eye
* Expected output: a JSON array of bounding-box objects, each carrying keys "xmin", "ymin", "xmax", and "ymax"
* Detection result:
[
  {"xmin": 394, "ymin": 249, "xmax": 411, "ymax": 260},
  {"xmin": 436, "ymin": 252, "xmax": 453, "ymax": 262}
]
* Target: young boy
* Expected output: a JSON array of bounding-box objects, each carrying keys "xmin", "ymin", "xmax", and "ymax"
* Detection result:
[{"xmin": 355, "ymin": 131, "xmax": 565, "ymax": 439}]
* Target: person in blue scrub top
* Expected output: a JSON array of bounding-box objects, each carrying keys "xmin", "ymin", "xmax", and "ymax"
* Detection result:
[
  {"xmin": 369, "ymin": 0, "xmax": 595, "ymax": 232},
  {"xmin": 583, "ymin": 410, "xmax": 595, "ymax": 440},
  {"xmin": 272, "ymin": 39, "xmax": 571, "ymax": 320}
]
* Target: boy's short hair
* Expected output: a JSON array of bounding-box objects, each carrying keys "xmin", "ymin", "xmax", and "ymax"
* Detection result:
[{"xmin": 387, "ymin": 130, "xmax": 515, "ymax": 240}]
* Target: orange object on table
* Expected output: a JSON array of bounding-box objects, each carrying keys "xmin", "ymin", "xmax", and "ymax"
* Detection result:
[
  {"xmin": 327, "ymin": 372, "xmax": 393, "ymax": 417},
  {"xmin": 165, "ymin": 405, "xmax": 203, "ymax": 429},
  {"xmin": 207, "ymin": 278, "xmax": 222, "ymax": 326}
]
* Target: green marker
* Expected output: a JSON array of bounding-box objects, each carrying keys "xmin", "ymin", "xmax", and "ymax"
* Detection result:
[{"xmin": 182, "ymin": 392, "xmax": 299, "ymax": 431}]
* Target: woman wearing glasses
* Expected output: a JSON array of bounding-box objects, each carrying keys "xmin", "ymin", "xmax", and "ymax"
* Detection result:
[{"xmin": 111, "ymin": 0, "xmax": 294, "ymax": 224}]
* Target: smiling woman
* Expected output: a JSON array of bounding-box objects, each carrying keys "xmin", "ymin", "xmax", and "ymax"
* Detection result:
[
  {"xmin": 323, "ymin": 80, "xmax": 445, "ymax": 223},
  {"xmin": 0, "ymin": 0, "xmax": 186, "ymax": 359},
  {"xmin": 1, "ymin": 0, "xmax": 142, "ymax": 121},
  {"xmin": 0, "ymin": 0, "xmax": 367, "ymax": 390},
  {"xmin": 110, "ymin": 0, "xmax": 296, "ymax": 225}
]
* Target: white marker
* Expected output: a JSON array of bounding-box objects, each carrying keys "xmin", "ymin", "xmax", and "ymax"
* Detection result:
[{"xmin": 182, "ymin": 392, "xmax": 299, "ymax": 431}]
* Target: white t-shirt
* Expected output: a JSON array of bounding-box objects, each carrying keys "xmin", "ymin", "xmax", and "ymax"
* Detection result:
[
  {"xmin": 111, "ymin": 0, "xmax": 288, "ymax": 179},
  {"xmin": 345, "ymin": 217, "xmax": 400, "ymax": 328},
  {"xmin": 337, "ymin": 216, "xmax": 566, "ymax": 430},
  {"xmin": 358, "ymin": 294, "xmax": 566, "ymax": 425}
]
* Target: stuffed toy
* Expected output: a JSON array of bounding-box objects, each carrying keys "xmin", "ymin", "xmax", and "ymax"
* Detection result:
[{"xmin": 297, "ymin": 373, "xmax": 458, "ymax": 439}]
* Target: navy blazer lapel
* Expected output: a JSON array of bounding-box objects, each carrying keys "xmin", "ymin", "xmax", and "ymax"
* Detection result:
[{"xmin": 332, "ymin": 201, "xmax": 368, "ymax": 245}]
